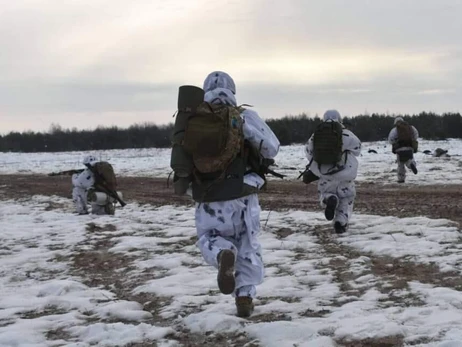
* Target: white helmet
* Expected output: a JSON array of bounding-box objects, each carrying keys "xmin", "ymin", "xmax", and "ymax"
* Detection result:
[
  {"xmin": 83, "ymin": 155, "xmax": 98, "ymax": 166},
  {"xmin": 394, "ymin": 116, "xmax": 404, "ymax": 125},
  {"xmin": 203, "ymin": 71, "xmax": 236, "ymax": 95},
  {"xmin": 323, "ymin": 109, "xmax": 342, "ymax": 123},
  {"xmin": 204, "ymin": 88, "xmax": 237, "ymax": 106}
]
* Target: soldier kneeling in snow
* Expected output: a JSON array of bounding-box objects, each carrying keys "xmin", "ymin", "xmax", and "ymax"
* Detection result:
[{"xmin": 72, "ymin": 155, "xmax": 124, "ymax": 215}]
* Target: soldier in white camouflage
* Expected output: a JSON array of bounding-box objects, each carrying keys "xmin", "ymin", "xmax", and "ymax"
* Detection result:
[
  {"xmin": 388, "ymin": 117, "xmax": 419, "ymax": 183},
  {"xmin": 194, "ymin": 71, "xmax": 280, "ymax": 318},
  {"xmin": 304, "ymin": 110, "xmax": 362, "ymax": 234}
]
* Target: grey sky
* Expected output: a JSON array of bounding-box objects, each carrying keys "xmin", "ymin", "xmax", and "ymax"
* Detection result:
[{"xmin": 1, "ymin": 0, "xmax": 461, "ymax": 133}]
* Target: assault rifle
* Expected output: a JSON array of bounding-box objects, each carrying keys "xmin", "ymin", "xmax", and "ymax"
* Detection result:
[
  {"xmin": 85, "ymin": 164, "xmax": 127, "ymax": 207},
  {"xmin": 48, "ymin": 168, "xmax": 85, "ymax": 176},
  {"xmin": 245, "ymin": 140, "xmax": 285, "ymax": 180}
]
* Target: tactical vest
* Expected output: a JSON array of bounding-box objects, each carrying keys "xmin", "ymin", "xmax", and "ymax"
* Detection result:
[{"xmin": 191, "ymin": 155, "xmax": 258, "ymax": 203}]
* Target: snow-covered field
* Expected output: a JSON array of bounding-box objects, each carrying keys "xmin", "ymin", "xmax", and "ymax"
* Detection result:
[
  {"xmin": 2, "ymin": 140, "xmax": 462, "ymax": 346},
  {"xmin": 2, "ymin": 197, "xmax": 462, "ymax": 346},
  {"xmin": 1, "ymin": 139, "xmax": 461, "ymax": 185}
]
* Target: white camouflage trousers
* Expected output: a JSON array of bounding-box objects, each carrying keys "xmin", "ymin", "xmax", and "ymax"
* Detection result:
[
  {"xmin": 72, "ymin": 187, "xmax": 89, "ymax": 214},
  {"xmin": 396, "ymin": 151, "xmax": 416, "ymax": 182},
  {"xmin": 318, "ymin": 178, "xmax": 356, "ymax": 226},
  {"xmin": 195, "ymin": 194, "xmax": 264, "ymax": 298}
]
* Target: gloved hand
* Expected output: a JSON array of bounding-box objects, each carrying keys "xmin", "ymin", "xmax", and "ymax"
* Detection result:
[{"xmin": 302, "ymin": 169, "xmax": 319, "ymax": 184}]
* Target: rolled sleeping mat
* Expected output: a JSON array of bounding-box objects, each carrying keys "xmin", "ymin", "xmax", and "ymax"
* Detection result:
[
  {"xmin": 170, "ymin": 85, "xmax": 205, "ymax": 178},
  {"xmin": 170, "ymin": 144, "xmax": 193, "ymax": 178},
  {"xmin": 173, "ymin": 175, "xmax": 191, "ymax": 196},
  {"xmin": 88, "ymin": 190, "xmax": 123, "ymax": 205},
  {"xmin": 177, "ymin": 85, "xmax": 205, "ymax": 110}
]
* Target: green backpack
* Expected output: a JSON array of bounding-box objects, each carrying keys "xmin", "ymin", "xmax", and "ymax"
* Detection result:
[
  {"xmin": 396, "ymin": 121, "xmax": 413, "ymax": 147},
  {"xmin": 182, "ymin": 102, "xmax": 245, "ymax": 175},
  {"xmin": 313, "ymin": 121, "xmax": 344, "ymax": 165},
  {"xmin": 93, "ymin": 161, "xmax": 117, "ymax": 191}
]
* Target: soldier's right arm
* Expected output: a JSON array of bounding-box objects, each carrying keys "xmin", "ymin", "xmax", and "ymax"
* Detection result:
[{"xmin": 388, "ymin": 128, "xmax": 398, "ymax": 144}]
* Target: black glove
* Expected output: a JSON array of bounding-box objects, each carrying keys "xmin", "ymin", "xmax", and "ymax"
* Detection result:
[
  {"xmin": 302, "ymin": 169, "xmax": 319, "ymax": 184},
  {"xmin": 261, "ymin": 158, "xmax": 275, "ymax": 170}
]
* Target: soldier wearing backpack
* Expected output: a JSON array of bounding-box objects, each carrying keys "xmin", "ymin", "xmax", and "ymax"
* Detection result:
[
  {"xmin": 72, "ymin": 155, "xmax": 123, "ymax": 215},
  {"xmin": 388, "ymin": 117, "xmax": 419, "ymax": 183},
  {"xmin": 304, "ymin": 110, "xmax": 361, "ymax": 234},
  {"xmin": 170, "ymin": 71, "xmax": 280, "ymax": 318}
]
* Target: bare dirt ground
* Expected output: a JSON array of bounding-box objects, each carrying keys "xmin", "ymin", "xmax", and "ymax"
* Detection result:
[
  {"xmin": 1, "ymin": 174, "xmax": 461, "ymax": 225},
  {"xmin": 2, "ymin": 174, "xmax": 462, "ymax": 346}
]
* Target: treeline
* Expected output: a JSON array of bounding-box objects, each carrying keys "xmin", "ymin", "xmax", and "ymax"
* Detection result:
[
  {"xmin": 0, "ymin": 123, "xmax": 174, "ymax": 153},
  {"xmin": 267, "ymin": 111, "xmax": 462, "ymax": 145},
  {"xmin": 1, "ymin": 112, "xmax": 461, "ymax": 152}
]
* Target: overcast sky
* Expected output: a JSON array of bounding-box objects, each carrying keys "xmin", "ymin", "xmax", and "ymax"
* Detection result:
[{"xmin": 1, "ymin": 0, "xmax": 461, "ymax": 133}]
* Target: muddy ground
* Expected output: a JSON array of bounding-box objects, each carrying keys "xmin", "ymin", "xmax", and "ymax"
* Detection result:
[{"xmin": 0, "ymin": 174, "xmax": 461, "ymax": 226}]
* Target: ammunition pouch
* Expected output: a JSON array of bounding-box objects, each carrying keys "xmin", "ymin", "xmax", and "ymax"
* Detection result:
[{"xmin": 173, "ymin": 174, "xmax": 191, "ymax": 196}]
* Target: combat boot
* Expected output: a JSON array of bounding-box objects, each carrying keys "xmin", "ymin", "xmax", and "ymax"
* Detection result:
[
  {"xmin": 334, "ymin": 221, "xmax": 348, "ymax": 234},
  {"xmin": 217, "ymin": 249, "xmax": 235, "ymax": 295},
  {"xmin": 104, "ymin": 203, "xmax": 115, "ymax": 215},
  {"xmin": 323, "ymin": 195, "xmax": 338, "ymax": 221},
  {"xmin": 235, "ymin": 296, "xmax": 254, "ymax": 318}
]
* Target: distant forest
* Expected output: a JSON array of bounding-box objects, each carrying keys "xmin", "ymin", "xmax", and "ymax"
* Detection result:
[{"xmin": 1, "ymin": 112, "xmax": 461, "ymax": 153}]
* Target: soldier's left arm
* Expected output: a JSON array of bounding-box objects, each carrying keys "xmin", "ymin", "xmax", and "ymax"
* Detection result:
[{"xmin": 241, "ymin": 109, "xmax": 280, "ymax": 159}]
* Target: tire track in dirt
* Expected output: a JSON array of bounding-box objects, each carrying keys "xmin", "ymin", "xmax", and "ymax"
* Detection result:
[{"xmin": 1, "ymin": 175, "xmax": 461, "ymax": 225}]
